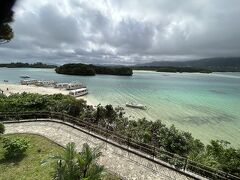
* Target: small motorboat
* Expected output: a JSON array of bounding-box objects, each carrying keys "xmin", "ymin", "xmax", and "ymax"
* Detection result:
[
  {"xmin": 126, "ymin": 102, "xmax": 147, "ymax": 110},
  {"xmin": 20, "ymin": 75, "xmax": 30, "ymax": 78},
  {"xmin": 3, "ymin": 80, "xmax": 8, "ymax": 82}
]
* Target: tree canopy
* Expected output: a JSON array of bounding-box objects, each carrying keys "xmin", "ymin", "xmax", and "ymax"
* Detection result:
[
  {"xmin": 0, "ymin": 0, "xmax": 17, "ymax": 43},
  {"xmin": 55, "ymin": 63, "xmax": 133, "ymax": 76}
]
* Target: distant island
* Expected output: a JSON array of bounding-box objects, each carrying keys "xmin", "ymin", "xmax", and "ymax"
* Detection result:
[
  {"xmin": 134, "ymin": 66, "xmax": 212, "ymax": 73},
  {"xmin": 0, "ymin": 62, "xmax": 57, "ymax": 68},
  {"xmin": 55, "ymin": 63, "xmax": 133, "ymax": 76},
  {"xmin": 135, "ymin": 57, "xmax": 240, "ymax": 72}
]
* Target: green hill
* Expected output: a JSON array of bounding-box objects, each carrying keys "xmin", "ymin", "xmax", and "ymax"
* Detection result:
[{"xmin": 136, "ymin": 57, "xmax": 240, "ymax": 72}]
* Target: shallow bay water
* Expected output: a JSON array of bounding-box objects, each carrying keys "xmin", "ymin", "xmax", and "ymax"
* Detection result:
[{"xmin": 0, "ymin": 68, "xmax": 240, "ymax": 146}]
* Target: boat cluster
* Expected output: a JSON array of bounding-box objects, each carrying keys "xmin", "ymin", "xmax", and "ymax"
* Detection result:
[
  {"xmin": 20, "ymin": 79, "xmax": 88, "ymax": 97},
  {"xmin": 19, "ymin": 75, "xmax": 146, "ymax": 109}
]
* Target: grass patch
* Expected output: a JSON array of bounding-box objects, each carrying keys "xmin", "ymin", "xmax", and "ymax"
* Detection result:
[
  {"xmin": 0, "ymin": 133, "xmax": 120, "ymax": 180},
  {"xmin": 0, "ymin": 134, "xmax": 65, "ymax": 180}
]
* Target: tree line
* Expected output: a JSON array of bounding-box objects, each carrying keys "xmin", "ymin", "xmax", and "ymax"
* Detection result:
[
  {"xmin": 135, "ymin": 57, "xmax": 240, "ymax": 72},
  {"xmin": 0, "ymin": 62, "xmax": 57, "ymax": 68}
]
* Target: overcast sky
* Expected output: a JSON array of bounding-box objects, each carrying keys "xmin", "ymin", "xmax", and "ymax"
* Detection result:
[{"xmin": 0, "ymin": 0, "xmax": 240, "ymax": 65}]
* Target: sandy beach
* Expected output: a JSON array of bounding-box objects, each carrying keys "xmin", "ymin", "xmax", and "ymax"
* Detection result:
[{"xmin": 0, "ymin": 83, "xmax": 95, "ymax": 106}]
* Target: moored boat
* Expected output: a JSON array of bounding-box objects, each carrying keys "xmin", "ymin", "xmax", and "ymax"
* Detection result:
[
  {"xmin": 20, "ymin": 75, "xmax": 30, "ymax": 78},
  {"xmin": 69, "ymin": 88, "xmax": 88, "ymax": 97},
  {"xmin": 66, "ymin": 82, "xmax": 86, "ymax": 90},
  {"xmin": 126, "ymin": 102, "xmax": 147, "ymax": 110},
  {"xmin": 35, "ymin": 80, "xmax": 56, "ymax": 87},
  {"xmin": 20, "ymin": 79, "xmax": 38, "ymax": 85},
  {"xmin": 54, "ymin": 83, "xmax": 69, "ymax": 89}
]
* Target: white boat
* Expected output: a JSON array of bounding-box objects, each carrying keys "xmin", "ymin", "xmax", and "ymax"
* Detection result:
[
  {"xmin": 20, "ymin": 75, "xmax": 30, "ymax": 78},
  {"xmin": 35, "ymin": 80, "xmax": 56, "ymax": 87},
  {"xmin": 69, "ymin": 88, "xmax": 88, "ymax": 97},
  {"xmin": 54, "ymin": 83, "xmax": 69, "ymax": 89},
  {"xmin": 126, "ymin": 102, "xmax": 147, "ymax": 110},
  {"xmin": 66, "ymin": 82, "xmax": 85, "ymax": 90},
  {"xmin": 20, "ymin": 79, "xmax": 38, "ymax": 85}
]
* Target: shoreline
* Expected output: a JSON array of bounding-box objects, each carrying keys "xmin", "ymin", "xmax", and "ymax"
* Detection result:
[{"xmin": 0, "ymin": 83, "xmax": 95, "ymax": 106}]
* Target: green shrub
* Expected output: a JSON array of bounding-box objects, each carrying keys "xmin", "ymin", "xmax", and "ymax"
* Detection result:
[
  {"xmin": 0, "ymin": 122, "xmax": 5, "ymax": 134},
  {"xmin": 2, "ymin": 137, "xmax": 30, "ymax": 159}
]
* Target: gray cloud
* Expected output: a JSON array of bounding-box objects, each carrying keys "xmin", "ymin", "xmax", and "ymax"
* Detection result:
[{"xmin": 0, "ymin": 0, "xmax": 240, "ymax": 65}]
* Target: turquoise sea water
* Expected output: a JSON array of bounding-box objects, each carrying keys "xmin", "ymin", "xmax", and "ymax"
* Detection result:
[{"xmin": 0, "ymin": 68, "xmax": 240, "ymax": 146}]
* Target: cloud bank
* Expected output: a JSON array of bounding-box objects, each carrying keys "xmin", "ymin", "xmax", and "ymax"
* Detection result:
[{"xmin": 0, "ymin": 0, "xmax": 240, "ymax": 65}]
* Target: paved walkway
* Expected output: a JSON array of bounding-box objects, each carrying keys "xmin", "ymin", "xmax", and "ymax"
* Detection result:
[{"xmin": 4, "ymin": 120, "xmax": 195, "ymax": 180}]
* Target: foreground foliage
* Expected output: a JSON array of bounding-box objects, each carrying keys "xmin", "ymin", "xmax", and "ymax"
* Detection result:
[
  {"xmin": 2, "ymin": 137, "xmax": 29, "ymax": 159},
  {"xmin": 0, "ymin": 122, "xmax": 4, "ymax": 135},
  {"xmin": 0, "ymin": 93, "xmax": 239, "ymax": 176},
  {"xmin": 189, "ymin": 140, "xmax": 240, "ymax": 175},
  {"xmin": 42, "ymin": 143, "xmax": 104, "ymax": 180},
  {"xmin": 0, "ymin": 0, "xmax": 16, "ymax": 43}
]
